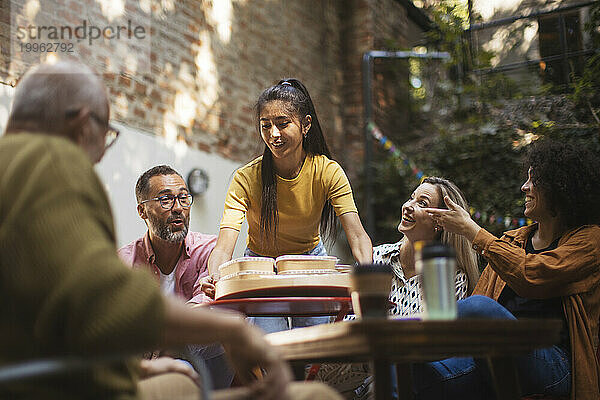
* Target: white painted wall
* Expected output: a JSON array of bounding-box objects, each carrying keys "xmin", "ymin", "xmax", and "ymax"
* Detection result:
[
  {"xmin": 0, "ymin": 84, "xmax": 14, "ymax": 133},
  {"xmin": 1, "ymin": 83, "xmax": 354, "ymax": 262}
]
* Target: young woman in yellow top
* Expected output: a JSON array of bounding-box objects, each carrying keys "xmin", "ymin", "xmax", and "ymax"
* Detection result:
[{"xmin": 205, "ymin": 79, "xmax": 372, "ymax": 295}]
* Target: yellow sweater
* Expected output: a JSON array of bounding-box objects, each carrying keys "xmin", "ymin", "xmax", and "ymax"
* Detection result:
[
  {"xmin": 220, "ymin": 154, "xmax": 357, "ymax": 256},
  {"xmin": 0, "ymin": 133, "xmax": 165, "ymax": 399}
]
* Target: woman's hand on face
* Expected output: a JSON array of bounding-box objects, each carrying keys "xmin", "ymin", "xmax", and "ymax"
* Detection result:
[{"xmin": 423, "ymin": 196, "xmax": 481, "ymax": 242}]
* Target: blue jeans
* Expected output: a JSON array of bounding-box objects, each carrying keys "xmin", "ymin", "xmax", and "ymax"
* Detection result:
[
  {"xmin": 243, "ymin": 241, "xmax": 327, "ymax": 257},
  {"xmin": 410, "ymin": 295, "xmax": 571, "ymax": 400},
  {"xmin": 186, "ymin": 343, "xmax": 234, "ymax": 390},
  {"xmin": 244, "ymin": 242, "xmax": 332, "ymax": 334}
]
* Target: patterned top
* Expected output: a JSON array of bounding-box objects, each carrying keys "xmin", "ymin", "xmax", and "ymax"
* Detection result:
[
  {"xmin": 375, "ymin": 241, "xmax": 468, "ymax": 316},
  {"xmin": 345, "ymin": 240, "xmax": 468, "ymax": 320}
]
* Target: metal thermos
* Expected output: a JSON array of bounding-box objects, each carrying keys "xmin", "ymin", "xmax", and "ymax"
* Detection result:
[{"xmin": 416, "ymin": 241, "xmax": 457, "ymax": 320}]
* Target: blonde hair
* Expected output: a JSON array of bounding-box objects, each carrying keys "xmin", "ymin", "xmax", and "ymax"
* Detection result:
[{"xmin": 422, "ymin": 177, "xmax": 480, "ymax": 293}]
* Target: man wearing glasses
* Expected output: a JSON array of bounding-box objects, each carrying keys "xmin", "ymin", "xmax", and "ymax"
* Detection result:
[
  {"xmin": 119, "ymin": 166, "xmax": 234, "ymax": 389},
  {"xmin": 0, "ymin": 61, "xmax": 341, "ymax": 400},
  {"xmin": 119, "ymin": 165, "xmax": 217, "ymax": 305}
]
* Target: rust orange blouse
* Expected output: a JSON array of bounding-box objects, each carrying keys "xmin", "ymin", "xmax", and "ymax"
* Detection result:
[{"xmin": 472, "ymin": 223, "xmax": 600, "ymax": 400}]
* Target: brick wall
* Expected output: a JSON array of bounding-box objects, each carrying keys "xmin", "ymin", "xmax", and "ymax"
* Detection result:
[
  {"xmin": 0, "ymin": 0, "xmax": 427, "ymax": 185},
  {"xmin": 338, "ymin": 0, "xmax": 373, "ymax": 181}
]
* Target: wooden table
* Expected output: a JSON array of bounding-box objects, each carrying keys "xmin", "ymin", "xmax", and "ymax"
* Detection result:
[
  {"xmin": 210, "ymin": 296, "xmax": 354, "ymax": 380},
  {"xmin": 265, "ymin": 318, "xmax": 562, "ymax": 400}
]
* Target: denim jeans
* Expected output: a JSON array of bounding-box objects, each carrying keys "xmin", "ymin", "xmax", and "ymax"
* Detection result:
[
  {"xmin": 243, "ymin": 241, "xmax": 327, "ymax": 257},
  {"xmin": 244, "ymin": 241, "xmax": 332, "ymax": 334},
  {"xmin": 410, "ymin": 295, "xmax": 571, "ymax": 400},
  {"xmin": 186, "ymin": 343, "xmax": 235, "ymax": 390}
]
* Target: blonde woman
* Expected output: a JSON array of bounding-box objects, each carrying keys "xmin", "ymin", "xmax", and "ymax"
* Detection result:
[
  {"xmin": 319, "ymin": 177, "xmax": 479, "ymax": 398},
  {"xmin": 377, "ymin": 176, "xmax": 479, "ymax": 317}
]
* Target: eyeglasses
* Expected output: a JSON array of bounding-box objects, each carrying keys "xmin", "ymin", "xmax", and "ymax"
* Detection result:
[
  {"xmin": 139, "ymin": 193, "xmax": 194, "ymax": 209},
  {"xmin": 89, "ymin": 112, "xmax": 120, "ymax": 150},
  {"xmin": 65, "ymin": 109, "xmax": 120, "ymax": 150},
  {"xmin": 90, "ymin": 112, "xmax": 120, "ymax": 151}
]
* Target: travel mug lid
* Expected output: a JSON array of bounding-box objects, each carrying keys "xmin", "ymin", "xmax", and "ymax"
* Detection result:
[
  {"xmin": 352, "ymin": 263, "xmax": 392, "ymax": 274},
  {"xmin": 420, "ymin": 241, "xmax": 455, "ymax": 260}
]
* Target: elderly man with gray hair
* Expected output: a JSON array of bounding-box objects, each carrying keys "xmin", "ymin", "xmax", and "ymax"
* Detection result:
[{"xmin": 0, "ymin": 60, "xmax": 341, "ymax": 400}]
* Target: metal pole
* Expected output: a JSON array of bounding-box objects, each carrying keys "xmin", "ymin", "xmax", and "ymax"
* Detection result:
[
  {"xmin": 558, "ymin": 14, "xmax": 570, "ymax": 85},
  {"xmin": 362, "ymin": 52, "xmax": 375, "ymax": 238}
]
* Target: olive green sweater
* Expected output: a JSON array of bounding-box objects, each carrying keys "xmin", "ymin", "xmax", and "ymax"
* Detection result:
[{"xmin": 0, "ymin": 133, "xmax": 165, "ymax": 398}]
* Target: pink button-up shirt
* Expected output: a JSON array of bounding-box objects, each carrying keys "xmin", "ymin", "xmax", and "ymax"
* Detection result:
[{"xmin": 118, "ymin": 231, "xmax": 217, "ymax": 304}]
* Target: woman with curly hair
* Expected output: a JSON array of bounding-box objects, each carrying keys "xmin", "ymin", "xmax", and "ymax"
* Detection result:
[{"xmin": 422, "ymin": 139, "xmax": 600, "ymax": 400}]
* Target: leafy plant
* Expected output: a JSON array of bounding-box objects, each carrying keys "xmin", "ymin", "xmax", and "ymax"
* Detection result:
[
  {"xmin": 570, "ymin": 2, "xmax": 600, "ymax": 127},
  {"xmin": 371, "ymin": 128, "xmax": 526, "ymax": 244},
  {"xmin": 370, "ymin": 0, "xmax": 600, "ymax": 248}
]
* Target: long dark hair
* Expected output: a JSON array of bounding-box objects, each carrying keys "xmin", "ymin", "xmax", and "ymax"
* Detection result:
[{"xmin": 255, "ymin": 78, "xmax": 337, "ymax": 250}]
